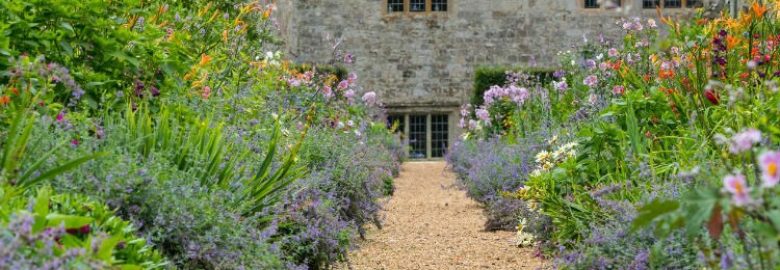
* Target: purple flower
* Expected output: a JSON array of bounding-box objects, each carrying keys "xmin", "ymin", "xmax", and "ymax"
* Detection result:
[
  {"xmin": 553, "ymin": 70, "xmax": 566, "ymax": 79},
  {"xmin": 134, "ymin": 80, "xmax": 145, "ymax": 97},
  {"xmin": 344, "ymin": 89, "xmax": 355, "ymax": 101},
  {"xmin": 583, "ymin": 75, "xmax": 599, "ymax": 88},
  {"xmin": 585, "ymin": 59, "xmax": 597, "ymax": 70},
  {"xmin": 361, "ymin": 91, "xmax": 377, "ymax": 105},
  {"xmin": 553, "ymin": 80, "xmax": 568, "ymax": 92},
  {"xmin": 150, "ymin": 85, "xmax": 160, "ymax": 97},
  {"xmin": 759, "ymin": 151, "xmax": 780, "ymax": 187},
  {"xmin": 475, "ymin": 108, "xmax": 490, "ymax": 123},
  {"xmin": 729, "ymin": 128, "xmax": 761, "ymax": 154}
]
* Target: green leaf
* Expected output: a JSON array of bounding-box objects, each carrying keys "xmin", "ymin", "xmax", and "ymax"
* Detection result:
[
  {"xmin": 97, "ymin": 236, "xmax": 122, "ymax": 261},
  {"xmin": 21, "ymin": 152, "xmax": 107, "ymax": 188},
  {"xmin": 46, "ymin": 214, "xmax": 93, "ymax": 229},
  {"xmin": 631, "ymin": 199, "xmax": 679, "ymax": 232}
]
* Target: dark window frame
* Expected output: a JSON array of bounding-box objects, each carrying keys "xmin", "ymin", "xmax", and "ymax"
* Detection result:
[
  {"xmin": 410, "ymin": 0, "xmax": 426, "ymax": 12},
  {"xmin": 387, "ymin": 0, "xmax": 404, "ymax": 13},
  {"xmin": 584, "ymin": 0, "xmax": 600, "ymax": 8},
  {"xmin": 432, "ymin": 0, "xmax": 447, "ymax": 11}
]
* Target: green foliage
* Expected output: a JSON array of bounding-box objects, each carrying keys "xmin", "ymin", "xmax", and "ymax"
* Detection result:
[{"xmin": 0, "ymin": 186, "xmax": 167, "ymax": 268}]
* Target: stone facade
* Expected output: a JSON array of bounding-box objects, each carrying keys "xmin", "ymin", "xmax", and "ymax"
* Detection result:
[{"xmin": 276, "ymin": 0, "xmax": 713, "ymax": 158}]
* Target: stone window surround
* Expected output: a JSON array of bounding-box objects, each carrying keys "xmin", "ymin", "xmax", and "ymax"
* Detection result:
[{"xmin": 383, "ymin": 0, "xmax": 452, "ymax": 16}]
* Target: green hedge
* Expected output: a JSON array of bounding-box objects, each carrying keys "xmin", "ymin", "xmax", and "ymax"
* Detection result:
[{"xmin": 471, "ymin": 66, "xmax": 556, "ymax": 106}]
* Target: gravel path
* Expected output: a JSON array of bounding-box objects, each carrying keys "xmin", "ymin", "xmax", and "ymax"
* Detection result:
[{"xmin": 340, "ymin": 161, "xmax": 543, "ymax": 270}]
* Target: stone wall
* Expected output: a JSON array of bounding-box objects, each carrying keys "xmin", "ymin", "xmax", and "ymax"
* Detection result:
[
  {"xmin": 277, "ymin": 0, "xmax": 709, "ymax": 108},
  {"xmin": 275, "ymin": 0, "xmax": 711, "ymax": 157}
]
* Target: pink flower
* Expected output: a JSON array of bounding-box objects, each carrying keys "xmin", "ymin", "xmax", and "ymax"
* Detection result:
[
  {"xmin": 608, "ymin": 48, "xmax": 619, "ymax": 58},
  {"xmin": 729, "ymin": 129, "xmax": 761, "ymax": 154},
  {"xmin": 56, "ymin": 111, "xmax": 65, "ymax": 123},
  {"xmin": 647, "ymin": 19, "xmax": 657, "ymax": 28},
  {"xmin": 599, "ymin": 62, "xmax": 610, "ymax": 71},
  {"xmin": 759, "ymin": 151, "xmax": 780, "ymax": 187},
  {"xmin": 287, "ymin": 78, "xmax": 301, "ymax": 87},
  {"xmin": 70, "ymin": 139, "xmax": 79, "ymax": 147},
  {"xmin": 337, "ymin": 80, "xmax": 349, "ymax": 90},
  {"xmin": 322, "ymin": 85, "xmax": 333, "ymax": 98},
  {"xmin": 344, "ymin": 89, "xmax": 355, "ymax": 101},
  {"xmin": 583, "ymin": 75, "xmax": 599, "ymax": 88},
  {"xmin": 361, "ymin": 91, "xmax": 377, "ymax": 105},
  {"xmin": 347, "ymin": 73, "xmax": 358, "ymax": 84},
  {"xmin": 202, "ymin": 86, "xmax": 211, "ymax": 99},
  {"xmin": 612, "ymin": 85, "xmax": 625, "ymax": 95},
  {"xmin": 723, "ymin": 174, "xmax": 752, "ymax": 206}
]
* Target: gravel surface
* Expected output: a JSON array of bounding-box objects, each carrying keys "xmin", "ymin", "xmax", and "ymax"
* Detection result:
[{"xmin": 339, "ymin": 161, "xmax": 544, "ymax": 270}]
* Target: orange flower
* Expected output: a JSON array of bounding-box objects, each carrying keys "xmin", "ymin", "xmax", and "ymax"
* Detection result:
[
  {"xmin": 752, "ymin": 2, "xmax": 768, "ymax": 18},
  {"xmin": 726, "ymin": 35, "xmax": 741, "ymax": 50},
  {"xmin": 199, "ymin": 54, "xmax": 212, "ymax": 66},
  {"xmin": 10, "ymin": 87, "xmax": 18, "ymax": 95},
  {"xmin": 0, "ymin": 95, "xmax": 10, "ymax": 105},
  {"xmin": 740, "ymin": 72, "xmax": 751, "ymax": 80},
  {"xmin": 659, "ymin": 69, "xmax": 675, "ymax": 79}
]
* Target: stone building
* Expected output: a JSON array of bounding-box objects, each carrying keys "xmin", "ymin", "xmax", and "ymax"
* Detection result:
[{"xmin": 276, "ymin": 0, "xmax": 712, "ymax": 159}]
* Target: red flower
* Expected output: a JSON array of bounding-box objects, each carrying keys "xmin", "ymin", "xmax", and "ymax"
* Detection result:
[{"xmin": 704, "ymin": 89, "xmax": 720, "ymax": 105}]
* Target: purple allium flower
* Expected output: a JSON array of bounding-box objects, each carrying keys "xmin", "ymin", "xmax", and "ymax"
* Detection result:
[
  {"xmin": 475, "ymin": 108, "xmax": 490, "ymax": 123},
  {"xmin": 723, "ymin": 174, "xmax": 751, "ymax": 206},
  {"xmin": 553, "ymin": 70, "xmax": 566, "ymax": 79},
  {"xmin": 553, "ymin": 80, "xmax": 569, "ymax": 92},
  {"xmin": 583, "ymin": 75, "xmax": 599, "ymax": 88},
  {"xmin": 759, "ymin": 151, "xmax": 780, "ymax": 187},
  {"xmin": 361, "ymin": 91, "xmax": 377, "ymax": 105},
  {"xmin": 468, "ymin": 120, "xmax": 478, "ymax": 130},
  {"xmin": 344, "ymin": 89, "xmax": 355, "ymax": 101},
  {"xmin": 728, "ymin": 128, "xmax": 761, "ymax": 154},
  {"xmin": 585, "ymin": 59, "xmax": 597, "ymax": 70}
]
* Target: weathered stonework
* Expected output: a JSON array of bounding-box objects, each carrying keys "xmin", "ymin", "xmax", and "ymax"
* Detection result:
[{"xmin": 276, "ymin": 0, "xmax": 714, "ymax": 157}]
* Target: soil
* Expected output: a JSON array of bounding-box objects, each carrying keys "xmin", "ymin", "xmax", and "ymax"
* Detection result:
[{"xmin": 339, "ymin": 161, "xmax": 545, "ymax": 270}]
